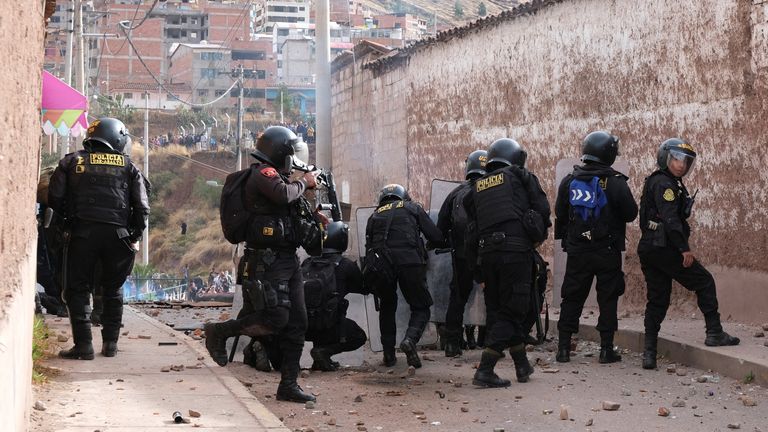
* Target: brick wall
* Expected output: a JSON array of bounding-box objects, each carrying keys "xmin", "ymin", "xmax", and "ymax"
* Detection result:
[{"xmin": 331, "ymin": 0, "xmax": 768, "ymax": 323}]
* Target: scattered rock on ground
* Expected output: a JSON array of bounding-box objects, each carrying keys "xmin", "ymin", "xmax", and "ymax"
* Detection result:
[
  {"xmin": 754, "ymin": 332, "xmax": 765, "ymax": 338},
  {"xmin": 602, "ymin": 401, "xmax": 620, "ymax": 411},
  {"xmin": 559, "ymin": 405, "xmax": 569, "ymax": 420},
  {"xmin": 188, "ymin": 410, "xmax": 201, "ymax": 418},
  {"xmin": 672, "ymin": 400, "xmax": 686, "ymax": 408},
  {"xmin": 354, "ymin": 395, "xmax": 363, "ymax": 402},
  {"xmin": 741, "ymin": 397, "xmax": 757, "ymax": 407},
  {"xmin": 658, "ymin": 407, "xmax": 670, "ymax": 417},
  {"xmin": 728, "ymin": 423, "xmax": 741, "ymax": 429},
  {"xmin": 33, "ymin": 401, "xmax": 47, "ymax": 411},
  {"xmin": 57, "ymin": 334, "xmax": 68, "ymax": 342},
  {"xmin": 585, "ymin": 418, "xmax": 593, "ymax": 426},
  {"xmin": 305, "ymin": 401, "xmax": 315, "ymax": 409}
]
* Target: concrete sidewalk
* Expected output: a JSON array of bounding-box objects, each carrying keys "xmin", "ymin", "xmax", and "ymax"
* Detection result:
[
  {"xmin": 555, "ymin": 309, "xmax": 768, "ymax": 386},
  {"xmin": 35, "ymin": 306, "xmax": 288, "ymax": 432}
]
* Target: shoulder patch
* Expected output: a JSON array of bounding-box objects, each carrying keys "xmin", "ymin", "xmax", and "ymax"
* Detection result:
[
  {"xmin": 260, "ymin": 167, "xmax": 278, "ymax": 178},
  {"xmin": 663, "ymin": 188, "xmax": 675, "ymax": 202}
]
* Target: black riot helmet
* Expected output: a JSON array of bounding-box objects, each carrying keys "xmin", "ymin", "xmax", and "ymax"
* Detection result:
[
  {"xmin": 83, "ymin": 117, "xmax": 131, "ymax": 154},
  {"xmin": 250, "ymin": 126, "xmax": 304, "ymax": 173},
  {"xmin": 581, "ymin": 131, "xmax": 620, "ymax": 166},
  {"xmin": 323, "ymin": 221, "xmax": 349, "ymax": 254},
  {"xmin": 486, "ymin": 138, "xmax": 527, "ymax": 171},
  {"xmin": 465, "ymin": 150, "xmax": 488, "ymax": 180},
  {"xmin": 657, "ymin": 138, "xmax": 697, "ymax": 177},
  {"xmin": 377, "ymin": 183, "xmax": 409, "ymax": 205}
]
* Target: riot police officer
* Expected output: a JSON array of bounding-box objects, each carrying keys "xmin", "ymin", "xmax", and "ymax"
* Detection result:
[
  {"xmin": 437, "ymin": 150, "xmax": 487, "ymax": 357},
  {"xmin": 365, "ymin": 184, "xmax": 445, "ymax": 368},
  {"xmin": 463, "ymin": 138, "xmax": 550, "ymax": 388},
  {"xmin": 554, "ymin": 131, "xmax": 638, "ymax": 364},
  {"xmin": 48, "ymin": 117, "xmax": 149, "ymax": 360},
  {"xmin": 204, "ymin": 126, "xmax": 320, "ymax": 403},
  {"xmin": 303, "ymin": 221, "xmax": 369, "ymax": 371},
  {"xmin": 639, "ymin": 138, "xmax": 739, "ymax": 370}
]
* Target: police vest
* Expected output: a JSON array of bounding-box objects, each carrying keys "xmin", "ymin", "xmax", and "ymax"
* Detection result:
[
  {"xmin": 367, "ymin": 200, "xmax": 422, "ymax": 251},
  {"xmin": 243, "ymin": 163, "xmax": 297, "ymax": 250},
  {"xmin": 69, "ymin": 150, "xmax": 132, "ymax": 226},
  {"xmin": 473, "ymin": 168, "xmax": 530, "ymax": 235}
]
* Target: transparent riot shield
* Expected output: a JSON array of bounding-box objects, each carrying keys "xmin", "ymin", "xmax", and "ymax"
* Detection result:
[
  {"xmin": 427, "ymin": 179, "xmax": 485, "ymax": 326},
  {"xmin": 553, "ymin": 159, "xmax": 630, "ymax": 307},
  {"xmin": 356, "ymin": 206, "xmax": 439, "ymax": 352}
]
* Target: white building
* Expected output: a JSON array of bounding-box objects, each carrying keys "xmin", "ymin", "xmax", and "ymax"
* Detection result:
[{"xmin": 264, "ymin": 0, "xmax": 311, "ymax": 33}]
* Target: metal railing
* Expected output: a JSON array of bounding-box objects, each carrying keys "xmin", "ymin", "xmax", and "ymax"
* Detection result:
[{"xmin": 123, "ymin": 277, "xmax": 188, "ymax": 303}]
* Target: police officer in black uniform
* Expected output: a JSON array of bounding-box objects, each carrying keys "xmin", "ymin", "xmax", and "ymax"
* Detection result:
[
  {"xmin": 639, "ymin": 138, "xmax": 739, "ymax": 370},
  {"xmin": 437, "ymin": 150, "xmax": 487, "ymax": 357},
  {"xmin": 204, "ymin": 126, "xmax": 320, "ymax": 403},
  {"xmin": 365, "ymin": 184, "xmax": 445, "ymax": 368},
  {"xmin": 464, "ymin": 138, "xmax": 550, "ymax": 388},
  {"xmin": 554, "ymin": 131, "xmax": 638, "ymax": 364},
  {"xmin": 48, "ymin": 117, "xmax": 149, "ymax": 360},
  {"xmin": 303, "ymin": 221, "xmax": 369, "ymax": 371}
]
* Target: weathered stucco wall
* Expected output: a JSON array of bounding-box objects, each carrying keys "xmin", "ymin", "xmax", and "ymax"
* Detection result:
[
  {"xmin": 0, "ymin": 4, "xmax": 46, "ymax": 432},
  {"xmin": 332, "ymin": 0, "xmax": 768, "ymax": 323}
]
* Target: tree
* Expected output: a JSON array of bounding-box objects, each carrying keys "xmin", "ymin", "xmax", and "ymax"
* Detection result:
[
  {"xmin": 478, "ymin": 2, "xmax": 487, "ymax": 17},
  {"xmin": 454, "ymin": 1, "xmax": 464, "ymax": 18},
  {"xmin": 94, "ymin": 94, "xmax": 135, "ymax": 123},
  {"xmin": 271, "ymin": 84, "xmax": 297, "ymax": 122}
]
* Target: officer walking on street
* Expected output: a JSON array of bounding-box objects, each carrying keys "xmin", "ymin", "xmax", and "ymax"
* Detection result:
[
  {"xmin": 48, "ymin": 117, "xmax": 150, "ymax": 360},
  {"xmin": 302, "ymin": 221, "xmax": 369, "ymax": 371},
  {"xmin": 554, "ymin": 131, "xmax": 638, "ymax": 364},
  {"xmin": 639, "ymin": 138, "xmax": 739, "ymax": 370},
  {"xmin": 464, "ymin": 138, "xmax": 550, "ymax": 387},
  {"xmin": 437, "ymin": 150, "xmax": 487, "ymax": 357},
  {"xmin": 204, "ymin": 126, "xmax": 321, "ymax": 403},
  {"xmin": 365, "ymin": 184, "xmax": 445, "ymax": 368}
]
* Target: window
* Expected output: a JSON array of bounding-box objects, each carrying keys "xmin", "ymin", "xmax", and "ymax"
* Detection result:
[
  {"xmin": 190, "ymin": 32, "xmax": 197, "ymax": 39},
  {"xmin": 256, "ymin": 70, "xmax": 266, "ymax": 79},
  {"xmin": 201, "ymin": 68, "xmax": 218, "ymax": 79},
  {"xmin": 232, "ymin": 50, "xmax": 265, "ymax": 60},
  {"xmin": 215, "ymin": 89, "xmax": 226, "ymax": 97},
  {"xmin": 141, "ymin": 93, "xmax": 149, "ymax": 100},
  {"xmin": 124, "ymin": 93, "xmax": 133, "ymax": 99},
  {"xmin": 197, "ymin": 89, "xmax": 208, "ymax": 97},
  {"xmin": 200, "ymin": 52, "xmax": 224, "ymax": 61}
]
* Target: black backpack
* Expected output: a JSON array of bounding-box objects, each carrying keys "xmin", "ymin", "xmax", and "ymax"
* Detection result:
[
  {"xmin": 301, "ymin": 255, "xmax": 343, "ymax": 331},
  {"xmin": 219, "ymin": 166, "xmax": 254, "ymax": 244}
]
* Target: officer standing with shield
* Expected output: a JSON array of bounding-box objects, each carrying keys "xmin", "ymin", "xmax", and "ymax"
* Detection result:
[
  {"xmin": 554, "ymin": 131, "xmax": 638, "ymax": 364},
  {"xmin": 464, "ymin": 138, "xmax": 550, "ymax": 388},
  {"xmin": 204, "ymin": 126, "xmax": 321, "ymax": 403},
  {"xmin": 437, "ymin": 149, "xmax": 486, "ymax": 357},
  {"xmin": 639, "ymin": 138, "xmax": 739, "ymax": 370},
  {"xmin": 48, "ymin": 117, "xmax": 149, "ymax": 360},
  {"xmin": 365, "ymin": 184, "xmax": 445, "ymax": 368}
]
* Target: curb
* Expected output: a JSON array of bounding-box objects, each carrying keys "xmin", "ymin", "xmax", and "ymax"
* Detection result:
[
  {"xmin": 560, "ymin": 319, "xmax": 768, "ymax": 387},
  {"xmin": 129, "ymin": 306, "xmax": 290, "ymax": 431}
]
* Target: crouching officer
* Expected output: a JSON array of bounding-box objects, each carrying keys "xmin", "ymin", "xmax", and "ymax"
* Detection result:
[
  {"xmin": 464, "ymin": 138, "xmax": 550, "ymax": 387},
  {"xmin": 302, "ymin": 221, "xmax": 369, "ymax": 371},
  {"xmin": 204, "ymin": 126, "xmax": 320, "ymax": 403},
  {"xmin": 639, "ymin": 138, "xmax": 739, "ymax": 369},
  {"xmin": 365, "ymin": 184, "xmax": 445, "ymax": 368},
  {"xmin": 554, "ymin": 131, "xmax": 638, "ymax": 364},
  {"xmin": 437, "ymin": 149, "xmax": 487, "ymax": 357},
  {"xmin": 48, "ymin": 117, "xmax": 149, "ymax": 359}
]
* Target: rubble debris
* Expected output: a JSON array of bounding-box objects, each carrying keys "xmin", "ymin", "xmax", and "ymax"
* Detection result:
[
  {"xmin": 354, "ymin": 395, "xmax": 363, "ymax": 403},
  {"xmin": 671, "ymin": 400, "xmax": 686, "ymax": 408},
  {"xmin": 585, "ymin": 418, "xmax": 593, "ymax": 426},
  {"xmin": 602, "ymin": 401, "xmax": 620, "ymax": 411},
  {"xmin": 658, "ymin": 407, "xmax": 670, "ymax": 417},
  {"xmin": 188, "ymin": 410, "xmax": 201, "ymax": 418},
  {"xmin": 559, "ymin": 405, "xmax": 569, "ymax": 420},
  {"xmin": 741, "ymin": 397, "xmax": 757, "ymax": 407},
  {"xmin": 57, "ymin": 334, "xmax": 69, "ymax": 342},
  {"xmin": 305, "ymin": 401, "xmax": 315, "ymax": 409},
  {"xmin": 33, "ymin": 401, "xmax": 47, "ymax": 411},
  {"xmin": 727, "ymin": 423, "xmax": 741, "ymax": 429}
]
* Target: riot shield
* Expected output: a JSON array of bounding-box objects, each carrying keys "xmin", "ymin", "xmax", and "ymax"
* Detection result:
[
  {"xmin": 553, "ymin": 159, "xmax": 630, "ymax": 307},
  {"xmin": 426, "ymin": 179, "xmax": 485, "ymax": 326},
  {"xmin": 356, "ymin": 206, "xmax": 439, "ymax": 352}
]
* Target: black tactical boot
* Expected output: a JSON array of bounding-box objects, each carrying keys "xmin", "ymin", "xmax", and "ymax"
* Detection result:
[
  {"xmin": 204, "ymin": 320, "xmax": 239, "ymax": 367},
  {"xmin": 445, "ymin": 341, "xmax": 462, "ymax": 358},
  {"xmin": 59, "ymin": 344, "xmax": 95, "ymax": 360},
  {"xmin": 476, "ymin": 326, "xmax": 486, "ymax": 348},
  {"xmin": 243, "ymin": 339, "xmax": 272, "ymax": 372},
  {"xmin": 382, "ymin": 348, "xmax": 397, "ymax": 367},
  {"xmin": 472, "ymin": 348, "xmax": 511, "ymax": 388},
  {"xmin": 556, "ymin": 332, "xmax": 571, "ymax": 363},
  {"xmin": 704, "ymin": 331, "xmax": 740, "ymax": 347},
  {"xmin": 599, "ymin": 332, "xmax": 622, "ymax": 364},
  {"xmin": 310, "ymin": 347, "xmax": 337, "ymax": 371},
  {"xmin": 60, "ymin": 314, "xmax": 95, "ymax": 360},
  {"xmin": 524, "ymin": 334, "xmax": 540, "ymax": 346},
  {"xmin": 400, "ymin": 338, "xmax": 422, "ymax": 369},
  {"xmin": 510, "ymin": 344, "xmax": 534, "ymax": 383},
  {"xmin": 276, "ymin": 357, "xmax": 316, "ymax": 403},
  {"xmin": 465, "ymin": 325, "xmax": 477, "ymax": 349},
  {"xmin": 642, "ymin": 334, "xmax": 657, "ymax": 370},
  {"xmin": 101, "ymin": 341, "xmax": 118, "ymax": 357}
]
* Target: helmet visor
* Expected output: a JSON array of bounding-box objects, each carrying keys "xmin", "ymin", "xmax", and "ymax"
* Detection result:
[{"xmin": 666, "ymin": 149, "xmax": 696, "ymax": 176}]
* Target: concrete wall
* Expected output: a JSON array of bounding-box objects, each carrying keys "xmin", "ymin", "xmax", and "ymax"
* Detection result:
[
  {"xmin": 331, "ymin": 0, "xmax": 768, "ymax": 323},
  {"xmin": 0, "ymin": 2, "xmax": 46, "ymax": 431}
]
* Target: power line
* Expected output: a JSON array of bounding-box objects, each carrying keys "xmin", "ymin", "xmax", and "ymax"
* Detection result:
[
  {"xmin": 119, "ymin": 24, "xmax": 238, "ymax": 108},
  {"xmin": 121, "ymin": 0, "xmax": 161, "ymax": 31}
]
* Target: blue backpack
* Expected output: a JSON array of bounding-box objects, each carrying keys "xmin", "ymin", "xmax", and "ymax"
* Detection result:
[{"xmin": 568, "ymin": 176, "xmax": 608, "ymax": 242}]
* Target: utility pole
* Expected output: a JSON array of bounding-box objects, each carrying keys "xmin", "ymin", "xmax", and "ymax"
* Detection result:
[
  {"xmin": 61, "ymin": 0, "xmax": 75, "ymax": 158},
  {"xmin": 236, "ymin": 65, "xmax": 244, "ymax": 171},
  {"xmin": 315, "ymin": 0, "xmax": 332, "ymax": 169},
  {"xmin": 142, "ymin": 92, "xmax": 150, "ymax": 265}
]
